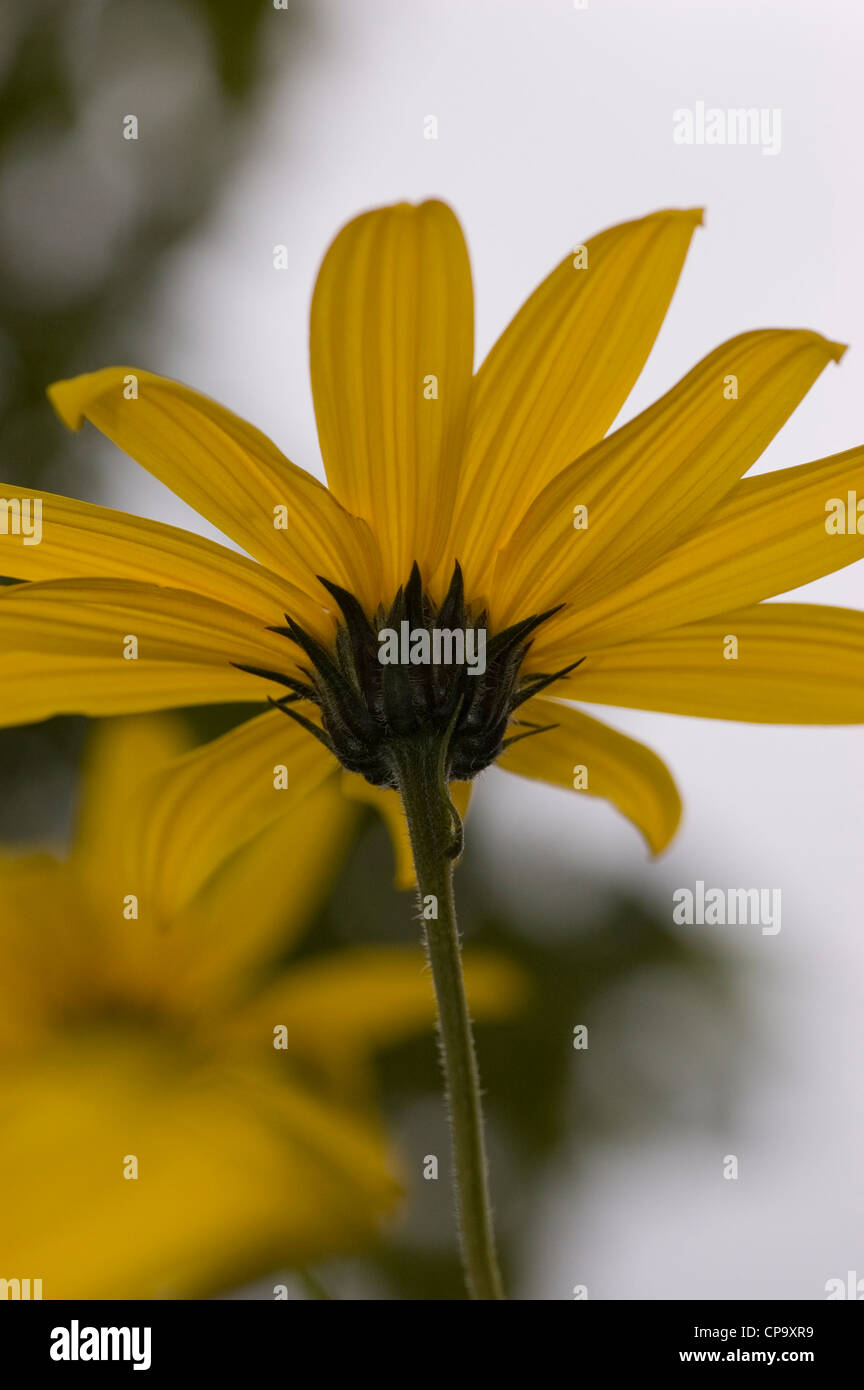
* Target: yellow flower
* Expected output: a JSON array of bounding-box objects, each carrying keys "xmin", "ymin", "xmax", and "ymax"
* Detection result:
[
  {"xmin": 1, "ymin": 201, "xmax": 863, "ymax": 876},
  {"xmin": 0, "ymin": 714, "xmax": 521, "ymax": 1299}
]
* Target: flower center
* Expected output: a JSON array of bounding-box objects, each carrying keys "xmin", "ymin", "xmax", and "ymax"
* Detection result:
[{"xmin": 238, "ymin": 563, "xmax": 579, "ymax": 788}]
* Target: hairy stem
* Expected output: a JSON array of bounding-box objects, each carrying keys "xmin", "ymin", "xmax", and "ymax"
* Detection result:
[{"xmin": 390, "ymin": 736, "xmax": 504, "ymax": 1301}]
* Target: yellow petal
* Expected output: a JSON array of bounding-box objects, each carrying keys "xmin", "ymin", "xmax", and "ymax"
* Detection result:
[
  {"xmin": 498, "ymin": 698, "xmax": 681, "ymax": 854},
  {"xmin": 74, "ymin": 715, "xmax": 192, "ymax": 853},
  {"xmin": 175, "ymin": 779, "xmax": 360, "ymax": 1012},
  {"xmin": 127, "ymin": 707, "xmax": 339, "ymax": 922},
  {"xmin": 47, "ymin": 366, "xmax": 381, "ymax": 609},
  {"xmin": 566, "ymin": 603, "xmax": 864, "ymax": 723},
  {"xmin": 341, "ymin": 771, "xmax": 472, "ymax": 889},
  {"xmin": 0, "ymin": 1034, "xmax": 399, "ymax": 1298},
  {"xmin": 448, "ymin": 208, "xmax": 703, "ymax": 596},
  {"xmin": 494, "ymin": 330, "xmax": 846, "ymax": 629},
  {"xmin": 72, "ymin": 714, "xmax": 193, "ymax": 922},
  {"xmin": 0, "ymin": 649, "xmax": 261, "ymax": 725},
  {"xmin": 531, "ymin": 442, "xmax": 864, "ymax": 662},
  {"xmin": 0, "ymin": 483, "xmax": 324, "ymax": 631},
  {"xmin": 223, "ymin": 944, "xmax": 528, "ymax": 1100},
  {"xmin": 311, "ymin": 200, "xmax": 474, "ymax": 597},
  {"xmin": 0, "ymin": 578, "xmax": 293, "ymax": 724},
  {"xmin": 10, "ymin": 717, "xmax": 354, "ymax": 1011}
]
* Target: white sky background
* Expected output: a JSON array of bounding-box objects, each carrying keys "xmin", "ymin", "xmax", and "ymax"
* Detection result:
[{"xmin": 91, "ymin": 0, "xmax": 864, "ymax": 1298}]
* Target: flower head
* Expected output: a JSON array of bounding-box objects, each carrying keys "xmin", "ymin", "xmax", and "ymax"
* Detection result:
[{"xmin": 1, "ymin": 200, "xmax": 862, "ymax": 870}]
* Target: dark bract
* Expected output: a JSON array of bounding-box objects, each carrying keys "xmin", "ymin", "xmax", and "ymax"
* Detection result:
[{"xmin": 237, "ymin": 562, "xmax": 580, "ymax": 788}]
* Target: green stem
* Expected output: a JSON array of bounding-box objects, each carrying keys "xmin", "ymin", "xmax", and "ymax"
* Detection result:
[{"xmin": 390, "ymin": 735, "xmax": 504, "ymax": 1301}]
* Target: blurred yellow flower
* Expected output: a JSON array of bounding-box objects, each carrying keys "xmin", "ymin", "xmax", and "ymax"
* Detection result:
[{"xmin": 0, "ymin": 715, "xmax": 522, "ymax": 1299}]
